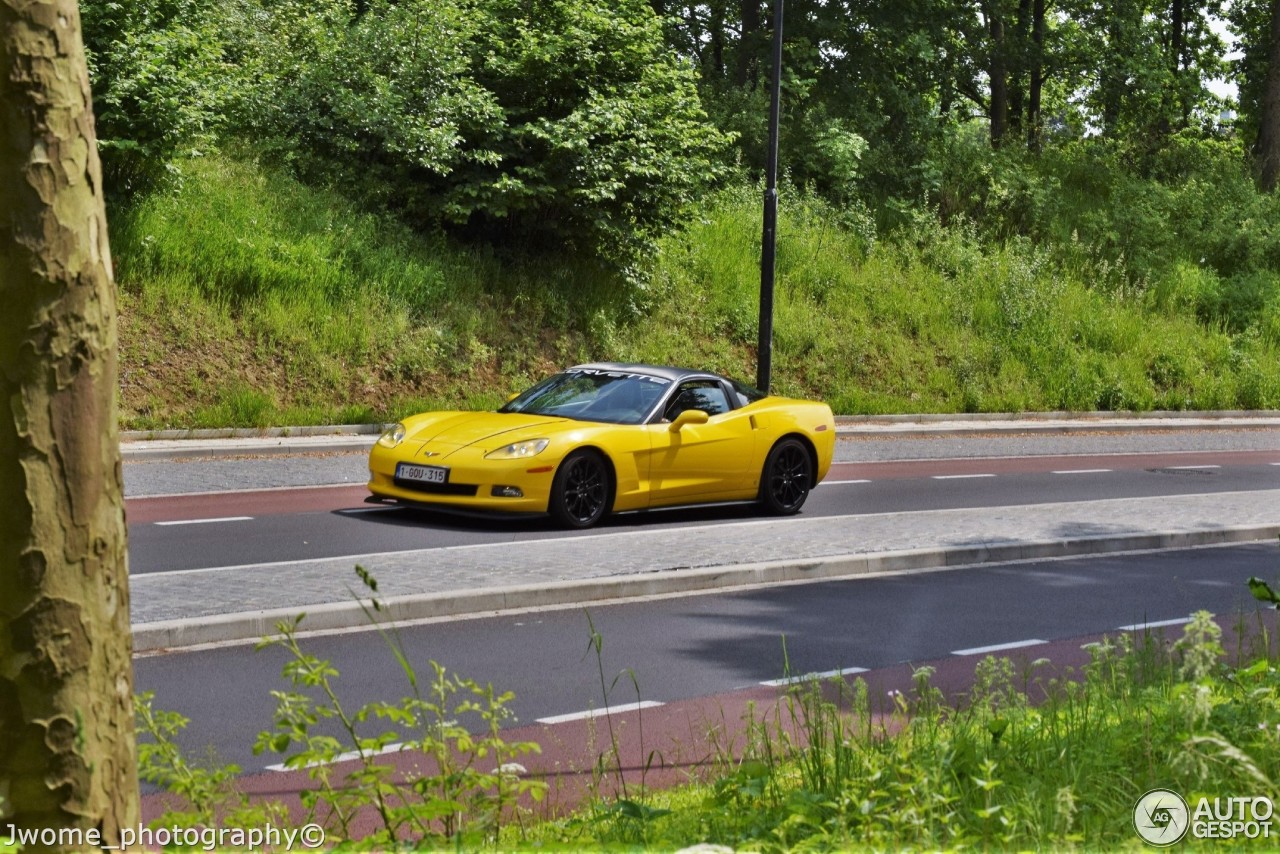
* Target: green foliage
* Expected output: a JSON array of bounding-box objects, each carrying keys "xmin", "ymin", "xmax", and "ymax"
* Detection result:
[
  {"xmin": 451, "ymin": 0, "xmax": 732, "ymax": 261},
  {"xmin": 111, "ymin": 153, "xmax": 624, "ymax": 427},
  {"xmin": 135, "ymin": 692, "xmax": 289, "ymax": 831},
  {"xmin": 252, "ymin": 616, "xmax": 545, "ymax": 845},
  {"xmin": 82, "ymin": 0, "xmax": 237, "ymax": 194},
  {"xmin": 523, "ymin": 610, "xmax": 1280, "ymax": 850},
  {"xmin": 137, "ymin": 566, "xmax": 548, "ymax": 847},
  {"xmin": 227, "ymin": 0, "xmax": 730, "ymax": 264},
  {"xmin": 234, "ymin": 0, "xmax": 498, "ymax": 193},
  {"xmin": 112, "ymin": 154, "xmax": 1280, "ymax": 427},
  {"xmin": 632, "ymin": 183, "xmax": 1280, "ymax": 413}
]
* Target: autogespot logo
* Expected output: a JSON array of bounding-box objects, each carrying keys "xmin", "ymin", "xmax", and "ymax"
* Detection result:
[{"xmin": 1134, "ymin": 789, "xmax": 1190, "ymax": 846}]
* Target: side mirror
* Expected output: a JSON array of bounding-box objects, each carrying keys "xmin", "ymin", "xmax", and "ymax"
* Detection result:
[
  {"xmin": 668, "ymin": 409, "xmax": 709, "ymax": 432},
  {"xmin": 506, "ymin": 392, "xmax": 520, "ymax": 402}
]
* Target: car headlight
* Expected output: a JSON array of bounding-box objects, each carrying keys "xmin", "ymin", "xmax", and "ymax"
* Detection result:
[
  {"xmin": 485, "ymin": 438, "xmax": 550, "ymax": 459},
  {"xmin": 377, "ymin": 422, "xmax": 406, "ymax": 448}
]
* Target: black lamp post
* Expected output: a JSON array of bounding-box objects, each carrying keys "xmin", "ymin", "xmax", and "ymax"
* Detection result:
[{"xmin": 757, "ymin": 0, "xmax": 784, "ymax": 394}]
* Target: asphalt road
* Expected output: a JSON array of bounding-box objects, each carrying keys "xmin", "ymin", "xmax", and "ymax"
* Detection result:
[
  {"xmin": 123, "ymin": 435, "xmax": 1280, "ymax": 575},
  {"xmin": 135, "ymin": 541, "xmax": 1280, "ymax": 775}
]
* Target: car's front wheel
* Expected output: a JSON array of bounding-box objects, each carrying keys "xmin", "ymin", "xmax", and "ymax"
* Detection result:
[
  {"xmin": 549, "ymin": 450, "xmax": 612, "ymax": 528},
  {"xmin": 758, "ymin": 438, "xmax": 813, "ymax": 515}
]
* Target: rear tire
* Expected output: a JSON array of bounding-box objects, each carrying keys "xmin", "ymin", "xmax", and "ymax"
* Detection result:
[
  {"xmin": 758, "ymin": 438, "xmax": 813, "ymax": 515},
  {"xmin": 549, "ymin": 450, "xmax": 612, "ymax": 528}
]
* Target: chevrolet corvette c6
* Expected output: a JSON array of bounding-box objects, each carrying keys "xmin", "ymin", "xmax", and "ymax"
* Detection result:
[{"xmin": 367, "ymin": 363, "xmax": 836, "ymax": 528}]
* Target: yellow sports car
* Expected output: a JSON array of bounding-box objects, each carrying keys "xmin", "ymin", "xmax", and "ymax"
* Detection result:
[{"xmin": 367, "ymin": 363, "xmax": 836, "ymax": 527}]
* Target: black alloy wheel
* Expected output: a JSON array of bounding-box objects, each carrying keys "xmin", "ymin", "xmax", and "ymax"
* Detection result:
[
  {"xmin": 550, "ymin": 450, "xmax": 611, "ymax": 528},
  {"xmin": 759, "ymin": 438, "xmax": 813, "ymax": 515}
]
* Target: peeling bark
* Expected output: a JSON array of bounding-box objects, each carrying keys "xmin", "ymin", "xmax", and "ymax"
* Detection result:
[{"xmin": 1, "ymin": 0, "xmax": 138, "ymax": 847}]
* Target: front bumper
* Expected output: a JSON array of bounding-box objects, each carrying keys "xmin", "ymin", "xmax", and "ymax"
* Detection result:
[{"xmin": 367, "ymin": 443, "xmax": 556, "ymax": 514}]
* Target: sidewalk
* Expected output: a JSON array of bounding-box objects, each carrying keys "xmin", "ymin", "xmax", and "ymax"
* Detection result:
[{"xmin": 131, "ymin": 488, "xmax": 1280, "ymax": 653}]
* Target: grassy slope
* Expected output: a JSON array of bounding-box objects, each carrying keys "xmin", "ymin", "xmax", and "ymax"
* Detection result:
[{"xmin": 112, "ymin": 154, "xmax": 1280, "ymax": 429}]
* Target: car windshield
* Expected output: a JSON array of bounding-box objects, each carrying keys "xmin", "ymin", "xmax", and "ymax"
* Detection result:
[{"xmin": 500, "ymin": 368, "xmax": 671, "ymax": 424}]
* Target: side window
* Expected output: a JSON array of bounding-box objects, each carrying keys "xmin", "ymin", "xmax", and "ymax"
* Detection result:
[{"xmin": 664, "ymin": 381, "xmax": 731, "ymax": 421}]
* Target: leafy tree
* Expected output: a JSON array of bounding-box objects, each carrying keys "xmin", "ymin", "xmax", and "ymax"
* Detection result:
[
  {"xmin": 1, "ymin": 0, "xmax": 138, "ymax": 845},
  {"xmin": 236, "ymin": 0, "xmax": 729, "ymax": 265},
  {"xmin": 237, "ymin": 0, "xmax": 497, "ymax": 193},
  {"xmin": 81, "ymin": 0, "xmax": 236, "ymax": 195},
  {"xmin": 1230, "ymin": 0, "xmax": 1280, "ymax": 189},
  {"xmin": 1062, "ymin": 0, "xmax": 1226, "ymax": 150},
  {"xmin": 445, "ymin": 0, "xmax": 732, "ymax": 261}
]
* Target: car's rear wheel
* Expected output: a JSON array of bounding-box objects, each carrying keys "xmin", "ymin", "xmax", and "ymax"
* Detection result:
[
  {"xmin": 759, "ymin": 438, "xmax": 813, "ymax": 515},
  {"xmin": 550, "ymin": 450, "xmax": 612, "ymax": 528}
]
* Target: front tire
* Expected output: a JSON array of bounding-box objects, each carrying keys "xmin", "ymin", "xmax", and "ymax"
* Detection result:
[
  {"xmin": 758, "ymin": 438, "xmax": 813, "ymax": 515},
  {"xmin": 549, "ymin": 450, "xmax": 612, "ymax": 528}
]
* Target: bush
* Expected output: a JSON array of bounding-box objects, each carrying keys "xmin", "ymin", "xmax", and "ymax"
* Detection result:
[
  {"xmin": 232, "ymin": 0, "xmax": 730, "ymax": 266},
  {"xmin": 82, "ymin": 0, "xmax": 238, "ymax": 195}
]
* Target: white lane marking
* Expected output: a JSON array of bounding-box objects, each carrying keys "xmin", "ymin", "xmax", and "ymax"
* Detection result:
[
  {"xmin": 155, "ymin": 516, "xmax": 253, "ymax": 526},
  {"xmin": 266, "ymin": 741, "xmax": 405, "ymax": 772},
  {"xmin": 1052, "ymin": 468, "xmax": 1113, "ymax": 474},
  {"xmin": 760, "ymin": 666, "xmax": 868, "ymax": 687},
  {"xmin": 336, "ymin": 507, "xmax": 399, "ymax": 515},
  {"xmin": 953, "ymin": 639, "xmax": 1046, "ymax": 656},
  {"xmin": 932, "ymin": 473, "xmax": 996, "ymax": 480},
  {"xmin": 820, "ymin": 479, "xmax": 872, "ymax": 486},
  {"xmin": 1117, "ymin": 617, "xmax": 1193, "ymax": 632},
  {"xmin": 137, "ymin": 487, "xmax": 1280, "ymax": 578},
  {"xmin": 536, "ymin": 701, "xmax": 664, "ymax": 725},
  {"xmin": 1164, "ymin": 465, "xmax": 1220, "ymax": 470}
]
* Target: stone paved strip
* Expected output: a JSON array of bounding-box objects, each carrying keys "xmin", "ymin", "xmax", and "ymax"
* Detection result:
[{"xmin": 131, "ymin": 489, "xmax": 1280, "ymax": 651}]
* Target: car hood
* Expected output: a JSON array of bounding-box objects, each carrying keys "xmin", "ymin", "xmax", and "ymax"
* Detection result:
[{"xmin": 405, "ymin": 412, "xmax": 566, "ymax": 456}]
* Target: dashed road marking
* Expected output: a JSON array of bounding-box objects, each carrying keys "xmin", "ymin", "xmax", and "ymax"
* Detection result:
[
  {"xmin": 821, "ymin": 479, "xmax": 872, "ymax": 486},
  {"xmin": 953, "ymin": 639, "xmax": 1046, "ymax": 656},
  {"xmin": 760, "ymin": 666, "xmax": 868, "ymax": 687},
  {"xmin": 932, "ymin": 474, "xmax": 996, "ymax": 480},
  {"xmin": 155, "ymin": 516, "xmax": 253, "ymax": 526},
  {"xmin": 266, "ymin": 741, "xmax": 405, "ymax": 772},
  {"xmin": 537, "ymin": 701, "xmax": 665, "ymax": 725},
  {"xmin": 1052, "ymin": 468, "xmax": 1113, "ymax": 474},
  {"xmin": 1117, "ymin": 617, "xmax": 1193, "ymax": 632}
]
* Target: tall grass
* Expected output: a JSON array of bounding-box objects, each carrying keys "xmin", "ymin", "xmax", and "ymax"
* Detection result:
[
  {"xmin": 630, "ymin": 185, "xmax": 1280, "ymax": 413},
  {"xmin": 110, "ymin": 153, "xmax": 1280, "ymax": 428}
]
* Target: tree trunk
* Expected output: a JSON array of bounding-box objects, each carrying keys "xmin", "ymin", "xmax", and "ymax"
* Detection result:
[
  {"xmin": 1101, "ymin": 12, "xmax": 1124, "ymax": 134},
  {"xmin": 1008, "ymin": 0, "xmax": 1032, "ymax": 141},
  {"xmin": 710, "ymin": 1, "xmax": 726, "ymax": 79},
  {"xmin": 736, "ymin": 0, "xmax": 761, "ymax": 88},
  {"xmin": 1259, "ymin": 0, "xmax": 1280, "ymax": 190},
  {"xmin": 0, "ymin": 0, "xmax": 138, "ymax": 847},
  {"xmin": 985, "ymin": 3, "xmax": 1009, "ymax": 147},
  {"xmin": 1027, "ymin": 0, "xmax": 1046, "ymax": 151}
]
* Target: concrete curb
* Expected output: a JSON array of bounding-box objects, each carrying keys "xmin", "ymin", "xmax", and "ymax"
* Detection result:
[{"xmin": 131, "ymin": 523, "xmax": 1280, "ymax": 652}]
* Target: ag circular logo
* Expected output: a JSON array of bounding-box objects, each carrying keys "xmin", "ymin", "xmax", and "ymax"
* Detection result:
[{"xmin": 1134, "ymin": 789, "xmax": 1190, "ymax": 846}]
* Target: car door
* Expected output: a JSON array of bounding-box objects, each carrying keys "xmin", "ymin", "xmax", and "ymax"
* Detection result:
[{"xmin": 644, "ymin": 380, "xmax": 757, "ymax": 506}]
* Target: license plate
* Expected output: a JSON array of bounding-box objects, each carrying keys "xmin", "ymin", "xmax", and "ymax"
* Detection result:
[{"xmin": 396, "ymin": 463, "xmax": 449, "ymax": 485}]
